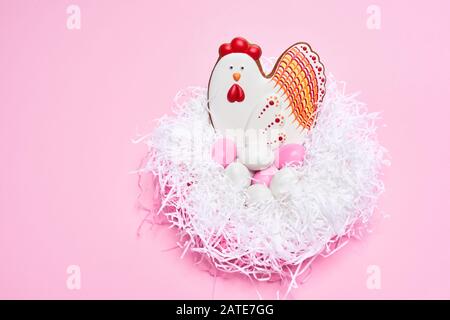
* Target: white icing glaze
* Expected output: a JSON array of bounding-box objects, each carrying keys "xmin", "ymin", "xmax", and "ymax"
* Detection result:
[
  {"xmin": 237, "ymin": 132, "xmax": 274, "ymax": 170},
  {"xmin": 208, "ymin": 53, "xmax": 267, "ymax": 133},
  {"xmin": 209, "ymin": 53, "xmax": 308, "ymax": 151}
]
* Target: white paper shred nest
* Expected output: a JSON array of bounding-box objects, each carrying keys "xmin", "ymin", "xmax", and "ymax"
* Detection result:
[{"xmin": 137, "ymin": 75, "xmax": 388, "ymax": 291}]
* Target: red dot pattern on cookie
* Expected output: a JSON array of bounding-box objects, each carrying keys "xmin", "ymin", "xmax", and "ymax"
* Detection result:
[
  {"xmin": 267, "ymin": 133, "xmax": 287, "ymax": 145},
  {"xmin": 258, "ymin": 96, "xmax": 280, "ymax": 119},
  {"xmin": 263, "ymin": 114, "xmax": 285, "ymax": 133}
]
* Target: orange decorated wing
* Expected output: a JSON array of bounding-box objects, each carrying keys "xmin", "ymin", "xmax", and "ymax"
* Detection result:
[{"xmin": 270, "ymin": 43, "xmax": 326, "ymax": 130}]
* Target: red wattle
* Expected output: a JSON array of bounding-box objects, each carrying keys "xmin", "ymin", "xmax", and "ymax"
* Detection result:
[{"xmin": 227, "ymin": 84, "xmax": 245, "ymax": 103}]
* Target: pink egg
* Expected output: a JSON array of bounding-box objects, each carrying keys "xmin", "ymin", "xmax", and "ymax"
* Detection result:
[
  {"xmin": 274, "ymin": 144, "xmax": 306, "ymax": 169},
  {"xmin": 252, "ymin": 165, "xmax": 278, "ymax": 186},
  {"xmin": 211, "ymin": 138, "xmax": 237, "ymax": 167}
]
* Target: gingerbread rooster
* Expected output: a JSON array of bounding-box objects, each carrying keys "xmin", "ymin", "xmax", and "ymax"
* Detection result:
[{"xmin": 208, "ymin": 37, "xmax": 325, "ymax": 150}]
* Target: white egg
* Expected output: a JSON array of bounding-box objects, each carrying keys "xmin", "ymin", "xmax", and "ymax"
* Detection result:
[
  {"xmin": 270, "ymin": 167, "xmax": 298, "ymax": 198},
  {"xmin": 246, "ymin": 184, "xmax": 273, "ymax": 204},
  {"xmin": 224, "ymin": 162, "xmax": 252, "ymax": 189},
  {"xmin": 237, "ymin": 134, "xmax": 274, "ymax": 171}
]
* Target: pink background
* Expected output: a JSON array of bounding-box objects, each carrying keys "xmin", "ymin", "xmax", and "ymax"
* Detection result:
[{"xmin": 1, "ymin": 0, "xmax": 450, "ymax": 299}]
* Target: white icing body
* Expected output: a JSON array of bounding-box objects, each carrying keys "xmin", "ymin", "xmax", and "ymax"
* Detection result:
[
  {"xmin": 237, "ymin": 132, "xmax": 274, "ymax": 171},
  {"xmin": 208, "ymin": 53, "xmax": 307, "ymax": 152}
]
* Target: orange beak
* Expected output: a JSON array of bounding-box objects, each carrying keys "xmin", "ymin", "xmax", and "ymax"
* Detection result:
[{"xmin": 233, "ymin": 72, "xmax": 241, "ymax": 81}]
